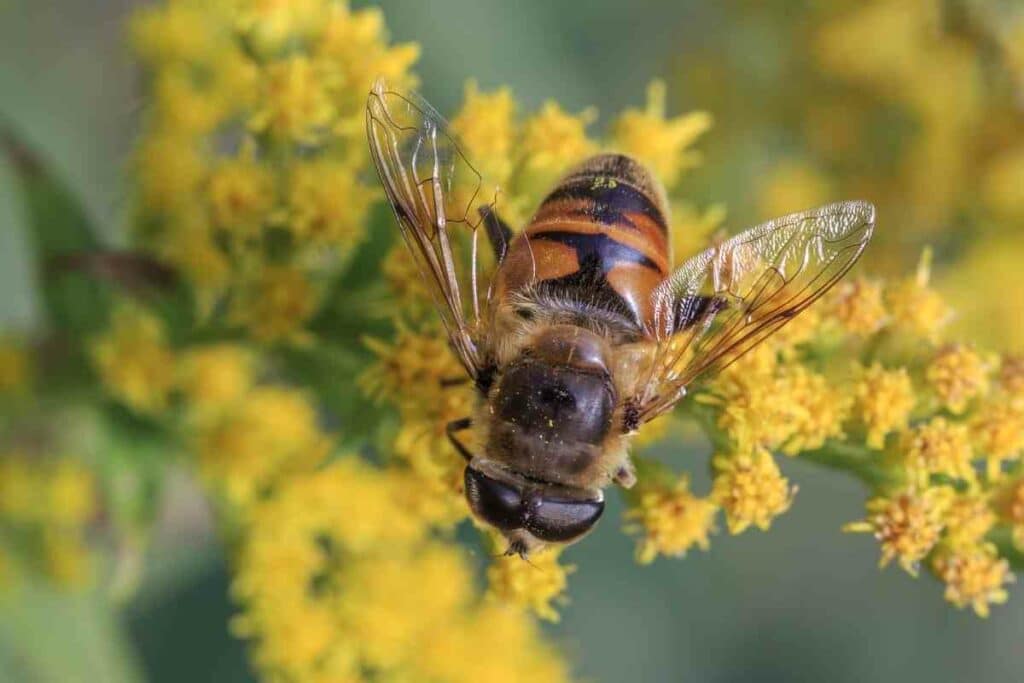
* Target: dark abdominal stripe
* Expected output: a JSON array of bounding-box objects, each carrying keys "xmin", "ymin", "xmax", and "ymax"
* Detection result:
[
  {"xmin": 544, "ymin": 178, "xmax": 668, "ymax": 232},
  {"xmin": 531, "ymin": 230, "xmax": 655, "ymax": 328},
  {"xmin": 531, "ymin": 230, "xmax": 658, "ymax": 272}
]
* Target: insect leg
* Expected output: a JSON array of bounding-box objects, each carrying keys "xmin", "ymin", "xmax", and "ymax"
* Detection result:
[
  {"xmin": 479, "ymin": 206, "xmax": 512, "ymax": 264},
  {"xmin": 446, "ymin": 417, "xmax": 475, "ymax": 462}
]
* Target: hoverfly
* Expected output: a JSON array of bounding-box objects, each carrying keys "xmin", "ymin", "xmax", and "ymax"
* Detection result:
[{"xmin": 366, "ymin": 80, "xmax": 874, "ymax": 558}]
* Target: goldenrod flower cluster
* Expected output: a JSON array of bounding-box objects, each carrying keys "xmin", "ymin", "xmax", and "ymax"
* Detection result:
[
  {"xmin": 0, "ymin": 452, "xmax": 97, "ymax": 588},
  {"xmin": 231, "ymin": 459, "xmax": 568, "ymax": 682},
  {"xmin": 663, "ymin": 250, "xmax": 1021, "ymax": 617},
  {"xmin": 130, "ymin": 0, "xmax": 417, "ymax": 338}
]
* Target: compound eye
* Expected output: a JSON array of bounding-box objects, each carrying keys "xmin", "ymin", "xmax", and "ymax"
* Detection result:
[
  {"xmin": 464, "ymin": 466, "xmax": 523, "ymax": 531},
  {"xmin": 526, "ymin": 496, "xmax": 605, "ymax": 543}
]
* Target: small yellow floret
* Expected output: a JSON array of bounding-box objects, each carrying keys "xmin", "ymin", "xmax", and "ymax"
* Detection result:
[
  {"xmin": 845, "ymin": 488, "xmax": 951, "ymax": 576},
  {"xmin": 926, "ymin": 344, "xmax": 990, "ymax": 415},
  {"xmin": 287, "ymin": 160, "xmax": 374, "ymax": 250},
  {"xmin": 829, "ymin": 278, "xmax": 888, "ymax": 337},
  {"xmin": 231, "ymin": 266, "xmax": 320, "ymax": 342},
  {"xmin": 932, "ymin": 543, "xmax": 1014, "ymax": 618},
  {"xmin": 625, "ymin": 474, "xmax": 717, "ymax": 563},
  {"xmin": 901, "ymin": 417, "xmax": 975, "ymax": 487},
  {"xmin": 179, "ymin": 344, "xmax": 254, "ymax": 416},
  {"xmin": 487, "ymin": 549, "xmax": 575, "ymax": 622},
  {"xmin": 610, "ymin": 80, "xmax": 711, "ymax": 187},
  {"xmin": 712, "ymin": 447, "xmax": 795, "ymax": 534},
  {"xmin": 854, "ymin": 364, "xmax": 916, "ymax": 449},
  {"xmin": 91, "ymin": 304, "xmax": 177, "ymax": 414},
  {"xmin": 450, "ymin": 81, "xmax": 517, "ymax": 186},
  {"xmin": 885, "ymin": 249, "xmax": 952, "ymax": 342},
  {"xmin": 207, "ymin": 154, "xmax": 276, "ymax": 235},
  {"xmin": 249, "ymin": 57, "xmax": 338, "ymax": 143}
]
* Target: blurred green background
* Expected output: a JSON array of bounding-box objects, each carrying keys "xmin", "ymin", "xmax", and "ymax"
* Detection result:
[{"xmin": 2, "ymin": 1, "xmax": 1022, "ymax": 682}]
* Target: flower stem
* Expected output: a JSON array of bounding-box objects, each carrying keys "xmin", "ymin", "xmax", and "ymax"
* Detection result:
[{"xmin": 799, "ymin": 441, "xmax": 895, "ymax": 490}]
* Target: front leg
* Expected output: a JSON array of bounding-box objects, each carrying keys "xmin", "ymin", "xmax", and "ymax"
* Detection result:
[{"xmin": 446, "ymin": 417, "xmax": 475, "ymax": 462}]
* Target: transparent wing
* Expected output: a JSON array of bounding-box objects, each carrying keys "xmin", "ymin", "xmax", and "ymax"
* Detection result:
[
  {"xmin": 366, "ymin": 80, "xmax": 500, "ymax": 381},
  {"xmin": 633, "ymin": 200, "xmax": 875, "ymax": 423}
]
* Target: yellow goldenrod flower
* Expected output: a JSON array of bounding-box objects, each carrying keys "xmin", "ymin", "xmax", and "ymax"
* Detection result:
[
  {"xmin": 318, "ymin": 5, "xmax": 420, "ymax": 120},
  {"xmin": 381, "ymin": 244, "xmax": 437, "ymax": 320},
  {"xmin": 231, "ymin": 265, "xmax": 320, "ymax": 342},
  {"xmin": 450, "ymin": 81, "xmax": 517, "ymax": 188},
  {"xmin": 207, "ymin": 152, "xmax": 276, "ymax": 235},
  {"xmin": 845, "ymin": 487, "xmax": 951, "ymax": 576},
  {"xmin": 516, "ymin": 101, "xmax": 598, "ymax": 199},
  {"xmin": 0, "ymin": 455, "xmax": 98, "ymax": 590},
  {"xmin": 610, "ymin": 80, "xmax": 711, "ymax": 187},
  {"xmin": 777, "ymin": 364, "xmax": 851, "ymax": 455},
  {"xmin": 232, "ymin": 456, "xmax": 567, "ymax": 682},
  {"xmin": 195, "ymin": 386, "xmax": 330, "ymax": 506},
  {"xmin": 756, "ymin": 160, "xmax": 832, "ymax": 219},
  {"xmin": 363, "ymin": 325, "xmax": 474, "ymax": 495},
  {"xmin": 286, "ymin": 159, "xmax": 374, "ymax": 250},
  {"xmin": 392, "ymin": 405, "xmax": 471, "ymax": 489},
  {"xmin": 704, "ymin": 350, "xmax": 847, "ymax": 455},
  {"xmin": 129, "ymin": 3, "xmax": 218, "ymax": 66},
  {"xmin": 336, "ymin": 544, "xmax": 474, "ymax": 670},
  {"xmin": 487, "ymin": 548, "xmax": 575, "ymax": 622},
  {"xmin": 942, "ymin": 492, "xmax": 996, "ymax": 550},
  {"xmin": 773, "ymin": 303, "xmax": 823, "ymax": 353},
  {"xmin": 901, "ymin": 417, "xmax": 976, "ymax": 488},
  {"xmin": 249, "ymin": 56, "xmax": 338, "ymax": 144},
  {"xmin": 625, "ymin": 473, "xmax": 717, "ymax": 563},
  {"xmin": 361, "ymin": 325, "xmax": 470, "ymax": 419},
  {"xmin": 970, "ymin": 400, "xmax": 1024, "ymax": 481},
  {"xmin": 179, "ymin": 344, "xmax": 254, "ymax": 417},
  {"xmin": 45, "ymin": 460, "xmax": 98, "ymax": 527},
  {"xmin": 415, "ymin": 602, "xmax": 570, "ymax": 683},
  {"xmin": 995, "ymin": 478, "xmax": 1024, "ymax": 549},
  {"xmin": 135, "ymin": 133, "xmax": 206, "ymax": 213},
  {"xmin": 712, "ymin": 447, "xmax": 794, "ymax": 534},
  {"xmin": 885, "ymin": 249, "xmax": 952, "ymax": 342},
  {"xmin": 701, "ymin": 346, "xmax": 790, "ymax": 450},
  {"xmin": 0, "ymin": 455, "xmax": 97, "ymax": 527},
  {"xmin": 854, "ymin": 364, "xmax": 916, "ymax": 450},
  {"xmin": 150, "ymin": 69, "xmax": 225, "ymax": 135},
  {"xmin": 235, "ymin": 0, "xmax": 328, "ymax": 53},
  {"xmin": 91, "ymin": 303, "xmax": 177, "ymax": 414},
  {"xmin": 926, "ymin": 344, "xmax": 991, "ymax": 415},
  {"xmin": 932, "ymin": 542, "xmax": 1014, "ymax": 617},
  {"xmin": 155, "ymin": 208, "xmax": 231, "ymax": 301},
  {"xmin": 829, "ymin": 278, "xmax": 888, "ymax": 337},
  {"xmin": 0, "ymin": 338, "xmax": 31, "ymax": 394}
]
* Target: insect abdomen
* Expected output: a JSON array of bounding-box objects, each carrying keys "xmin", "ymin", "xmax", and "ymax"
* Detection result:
[{"xmin": 495, "ymin": 154, "xmax": 671, "ymax": 331}]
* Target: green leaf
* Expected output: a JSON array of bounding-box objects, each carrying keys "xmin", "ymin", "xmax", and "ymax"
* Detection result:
[
  {"xmin": 3, "ymin": 129, "xmax": 110, "ymax": 338},
  {"xmin": 0, "ymin": 585, "xmax": 145, "ymax": 683}
]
